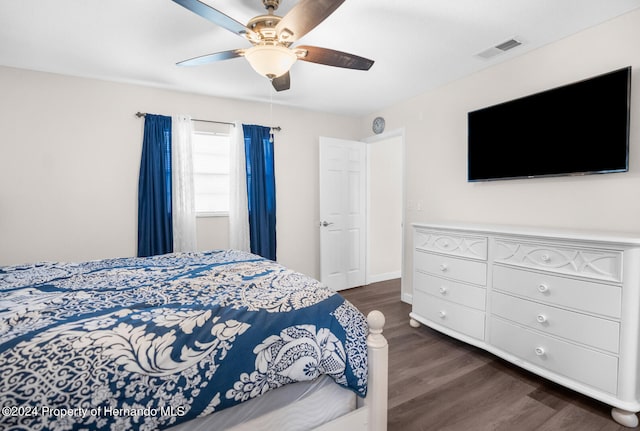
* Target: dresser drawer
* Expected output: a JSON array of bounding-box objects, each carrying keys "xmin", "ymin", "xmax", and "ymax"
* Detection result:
[
  {"xmin": 491, "ymin": 291, "xmax": 620, "ymax": 353},
  {"xmin": 415, "ymin": 229, "xmax": 488, "ymax": 260},
  {"xmin": 413, "ymin": 290, "xmax": 485, "ymax": 340},
  {"xmin": 493, "ymin": 265, "xmax": 621, "ymax": 318},
  {"xmin": 493, "ymin": 238, "xmax": 622, "ymax": 282},
  {"xmin": 490, "ymin": 317, "xmax": 618, "ymax": 394},
  {"xmin": 415, "ymin": 250, "xmax": 487, "ymax": 286},
  {"xmin": 415, "ymin": 271, "xmax": 486, "ymax": 311}
]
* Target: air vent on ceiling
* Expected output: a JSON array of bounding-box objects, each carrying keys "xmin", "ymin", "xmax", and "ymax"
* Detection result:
[{"xmin": 476, "ymin": 38, "xmax": 523, "ymax": 59}]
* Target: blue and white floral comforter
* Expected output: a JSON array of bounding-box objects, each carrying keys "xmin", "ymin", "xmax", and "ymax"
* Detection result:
[{"xmin": 0, "ymin": 250, "xmax": 368, "ymax": 431}]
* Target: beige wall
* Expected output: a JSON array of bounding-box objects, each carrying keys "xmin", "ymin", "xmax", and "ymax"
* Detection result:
[
  {"xmin": 360, "ymin": 9, "xmax": 640, "ymax": 301},
  {"xmin": 0, "ymin": 67, "xmax": 360, "ymax": 278},
  {"xmin": 3, "ymin": 9, "xmax": 640, "ymax": 294}
]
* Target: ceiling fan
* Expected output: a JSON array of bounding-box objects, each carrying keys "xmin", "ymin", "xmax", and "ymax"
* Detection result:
[{"xmin": 172, "ymin": 0, "xmax": 374, "ymax": 91}]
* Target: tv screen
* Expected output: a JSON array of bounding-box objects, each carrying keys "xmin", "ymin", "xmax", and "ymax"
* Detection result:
[{"xmin": 467, "ymin": 67, "xmax": 631, "ymax": 182}]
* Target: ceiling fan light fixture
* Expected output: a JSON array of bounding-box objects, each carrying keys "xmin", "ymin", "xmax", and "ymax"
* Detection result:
[{"xmin": 244, "ymin": 44, "xmax": 297, "ymax": 79}]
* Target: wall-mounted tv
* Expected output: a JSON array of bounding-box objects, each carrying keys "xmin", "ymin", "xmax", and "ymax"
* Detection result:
[{"xmin": 467, "ymin": 66, "xmax": 631, "ymax": 182}]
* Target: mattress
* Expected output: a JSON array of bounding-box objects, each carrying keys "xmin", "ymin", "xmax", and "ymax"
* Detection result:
[{"xmin": 166, "ymin": 375, "xmax": 356, "ymax": 431}]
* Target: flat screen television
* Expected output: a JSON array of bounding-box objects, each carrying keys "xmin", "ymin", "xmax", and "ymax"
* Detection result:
[{"xmin": 467, "ymin": 66, "xmax": 631, "ymax": 182}]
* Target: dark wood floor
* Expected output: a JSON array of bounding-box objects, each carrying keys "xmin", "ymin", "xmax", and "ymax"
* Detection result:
[{"xmin": 340, "ymin": 279, "xmax": 631, "ymax": 431}]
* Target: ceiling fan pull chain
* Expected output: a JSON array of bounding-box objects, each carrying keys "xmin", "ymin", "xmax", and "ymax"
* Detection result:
[{"xmin": 269, "ymin": 86, "xmax": 274, "ymax": 143}]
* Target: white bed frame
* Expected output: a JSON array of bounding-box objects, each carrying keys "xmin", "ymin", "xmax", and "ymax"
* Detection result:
[{"xmin": 314, "ymin": 310, "xmax": 388, "ymax": 431}]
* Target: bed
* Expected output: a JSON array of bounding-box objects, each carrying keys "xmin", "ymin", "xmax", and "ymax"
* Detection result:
[{"xmin": 0, "ymin": 250, "xmax": 387, "ymax": 431}]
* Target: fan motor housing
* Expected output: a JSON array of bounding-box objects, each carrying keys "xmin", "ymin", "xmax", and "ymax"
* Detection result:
[{"xmin": 247, "ymin": 15, "xmax": 282, "ymax": 42}]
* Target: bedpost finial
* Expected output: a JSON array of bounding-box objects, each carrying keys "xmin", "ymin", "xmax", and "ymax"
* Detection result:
[
  {"xmin": 367, "ymin": 310, "xmax": 385, "ymax": 334},
  {"xmin": 366, "ymin": 310, "xmax": 387, "ymax": 353}
]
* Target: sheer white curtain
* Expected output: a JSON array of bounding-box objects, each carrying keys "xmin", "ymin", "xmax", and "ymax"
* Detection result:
[
  {"xmin": 172, "ymin": 115, "xmax": 197, "ymax": 252},
  {"xmin": 229, "ymin": 121, "xmax": 250, "ymax": 251}
]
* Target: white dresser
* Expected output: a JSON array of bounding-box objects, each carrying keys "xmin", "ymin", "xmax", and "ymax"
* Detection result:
[{"xmin": 409, "ymin": 222, "xmax": 640, "ymax": 427}]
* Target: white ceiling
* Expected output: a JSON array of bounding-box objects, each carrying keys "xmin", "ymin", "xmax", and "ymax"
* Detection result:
[{"xmin": 1, "ymin": 0, "xmax": 639, "ymax": 116}]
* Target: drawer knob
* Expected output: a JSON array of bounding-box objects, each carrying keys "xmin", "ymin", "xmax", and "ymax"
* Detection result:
[
  {"xmin": 438, "ymin": 310, "xmax": 447, "ymax": 318},
  {"xmin": 537, "ymin": 283, "xmax": 549, "ymax": 293},
  {"xmin": 536, "ymin": 314, "xmax": 547, "ymax": 324},
  {"xmin": 439, "ymin": 286, "xmax": 448, "ymax": 295},
  {"xmin": 534, "ymin": 347, "xmax": 545, "ymax": 357},
  {"xmin": 439, "ymin": 263, "xmax": 448, "ymax": 272},
  {"xmin": 541, "ymin": 254, "xmax": 551, "ymax": 263}
]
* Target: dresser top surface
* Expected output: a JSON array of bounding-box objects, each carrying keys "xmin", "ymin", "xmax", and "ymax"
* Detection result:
[{"xmin": 412, "ymin": 222, "xmax": 640, "ymax": 246}]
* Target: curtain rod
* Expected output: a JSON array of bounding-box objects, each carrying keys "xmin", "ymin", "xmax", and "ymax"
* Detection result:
[{"xmin": 135, "ymin": 112, "xmax": 281, "ymax": 131}]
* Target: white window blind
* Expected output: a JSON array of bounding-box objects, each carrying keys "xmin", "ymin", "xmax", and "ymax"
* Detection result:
[{"xmin": 192, "ymin": 132, "xmax": 231, "ymax": 215}]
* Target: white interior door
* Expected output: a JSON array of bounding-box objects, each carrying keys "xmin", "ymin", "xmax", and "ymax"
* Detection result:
[{"xmin": 319, "ymin": 137, "xmax": 366, "ymax": 291}]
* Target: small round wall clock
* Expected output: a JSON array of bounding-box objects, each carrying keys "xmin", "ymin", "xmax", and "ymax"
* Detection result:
[{"xmin": 372, "ymin": 116, "xmax": 385, "ymax": 134}]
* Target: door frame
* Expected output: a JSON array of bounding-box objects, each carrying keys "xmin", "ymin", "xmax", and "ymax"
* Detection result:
[{"xmin": 363, "ymin": 128, "xmax": 406, "ymax": 291}]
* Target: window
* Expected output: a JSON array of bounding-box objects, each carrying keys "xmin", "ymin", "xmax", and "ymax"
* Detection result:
[{"xmin": 192, "ymin": 131, "xmax": 230, "ymax": 215}]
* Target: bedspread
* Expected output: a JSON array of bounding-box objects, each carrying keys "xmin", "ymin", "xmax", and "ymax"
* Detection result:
[{"xmin": 0, "ymin": 250, "xmax": 368, "ymax": 431}]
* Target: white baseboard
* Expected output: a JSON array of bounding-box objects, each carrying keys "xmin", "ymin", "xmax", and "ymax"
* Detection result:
[{"xmin": 401, "ymin": 292, "xmax": 412, "ymax": 304}]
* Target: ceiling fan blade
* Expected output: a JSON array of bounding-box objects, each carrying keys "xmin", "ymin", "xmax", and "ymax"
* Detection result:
[
  {"xmin": 296, "ymin": 46, "xmax": 374, "ymax": 70},
  {"xmin": 272, "ymin": 72, "xmax": 291, "ymax": 92},
  {"xmin": 172, "ymin": 0, "xmax": 257, "ymax": 39},
  {"xmin": 177, "ymin": 49, "xmax": 244, "ymax": 66},
  {"xmin": 275, "ymin": 0, "xmax": 345, "ymax": 43}
]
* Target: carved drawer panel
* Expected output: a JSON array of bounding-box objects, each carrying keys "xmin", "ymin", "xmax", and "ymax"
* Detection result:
[
  {"xmin": 415, "ymin": 229, "xmax": 488, "ymax": 260},
  {"xmin": 493, "ymin": 238, "xmax": 622, "ymax": 282}
]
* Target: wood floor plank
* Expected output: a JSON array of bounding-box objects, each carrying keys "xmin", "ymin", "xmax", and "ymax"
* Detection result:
[{"xmin": 340, "ymin": 280, "xmax": 631, "ymax": 431}]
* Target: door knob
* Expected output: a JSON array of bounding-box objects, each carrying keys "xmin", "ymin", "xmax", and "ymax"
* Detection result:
[{"xmin": 320, "ymin": 221, "xmax": 334, "ymax": 227}]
